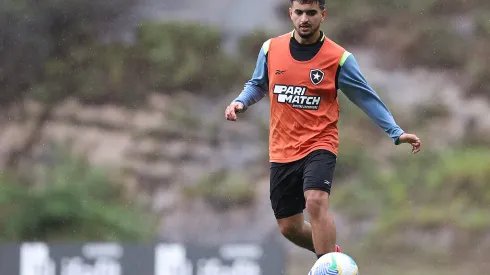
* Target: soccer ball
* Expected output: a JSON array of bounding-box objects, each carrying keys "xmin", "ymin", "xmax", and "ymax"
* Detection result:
[{"xmin": 308, "ymin": 252, "xmax": 359, "ymax": 275}]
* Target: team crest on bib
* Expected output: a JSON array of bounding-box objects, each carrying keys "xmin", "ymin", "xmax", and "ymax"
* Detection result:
[{"xmin": 310, "ymin": 69, "xmax": 324, "ymax": 85}]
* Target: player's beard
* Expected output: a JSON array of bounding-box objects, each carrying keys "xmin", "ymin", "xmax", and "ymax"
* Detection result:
[{"xmin": 296, "ymin": 23, "xmax": 320, "ymax": 39}]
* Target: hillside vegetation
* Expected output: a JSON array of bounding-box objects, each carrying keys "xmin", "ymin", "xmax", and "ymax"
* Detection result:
[{"xmin": 0, "ymin": 0, "xmax": 253, "ymax": 241}]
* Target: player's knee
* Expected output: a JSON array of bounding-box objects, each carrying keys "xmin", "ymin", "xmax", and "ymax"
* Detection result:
[
  {"xmin": 277, "ymin": 219, "xmax": 302, "ymax": 239},
  {"xmin": 305, "ymin": 190, "xmax": 329, "ymax": 218}
]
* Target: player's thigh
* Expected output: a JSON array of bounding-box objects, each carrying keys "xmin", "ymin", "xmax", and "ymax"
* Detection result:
[
  {"xmin": 302, "ymin": 149, "xmax": 337, "ymax": 194},
  {"xmin": 270, "ymin": 163, "xmax": 305, "ymax": 219}
]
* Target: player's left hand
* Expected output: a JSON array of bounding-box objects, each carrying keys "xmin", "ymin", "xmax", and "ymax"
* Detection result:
[{"xmin": 398, "ymin": 133, "xmax": 421, "ymax": 154}]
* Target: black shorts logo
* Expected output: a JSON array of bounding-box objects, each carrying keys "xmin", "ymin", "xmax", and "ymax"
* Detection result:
[{"xmin": 273, "ymin": 84, "xmax": 321, "ymax": 110}]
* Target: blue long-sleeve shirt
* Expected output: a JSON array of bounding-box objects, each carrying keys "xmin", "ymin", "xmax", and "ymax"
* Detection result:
[{"xmin": 233, "ymin": 42, "xmax": 404, "ymax": 145}]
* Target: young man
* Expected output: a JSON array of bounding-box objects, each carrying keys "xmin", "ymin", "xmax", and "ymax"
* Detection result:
[{"xmin": 224, "ymin": 0, "xmax": 421, "ymax": 259}]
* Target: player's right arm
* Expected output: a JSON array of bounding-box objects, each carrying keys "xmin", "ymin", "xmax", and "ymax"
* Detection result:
[{"xmin": 225, "ymin": 40, "xmax": 270, "ymax": 121}]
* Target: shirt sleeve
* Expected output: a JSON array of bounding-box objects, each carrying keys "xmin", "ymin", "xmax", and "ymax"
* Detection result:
[
  {"xmin": 232, "ymin": 40, "xmax": 270, "ymax": 111},
  {"xmin": 338, "ymin": 53, "xmax": 405, "ymax": 145}
]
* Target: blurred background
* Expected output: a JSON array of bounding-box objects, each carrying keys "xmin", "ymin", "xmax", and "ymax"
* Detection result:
[{"xmin": 1, "ymin": 0, "xmax": 490, "ymax": 274}]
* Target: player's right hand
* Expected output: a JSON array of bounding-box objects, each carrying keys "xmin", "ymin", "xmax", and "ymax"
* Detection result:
[{"xmin": 225, "ymin": 102, "xmax": 244, "ymax": 121}]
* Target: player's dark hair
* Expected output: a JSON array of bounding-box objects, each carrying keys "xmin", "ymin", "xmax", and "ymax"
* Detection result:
[{"xmin": 289, "ymin": 0, "xmax": 326, "ymax": 10}]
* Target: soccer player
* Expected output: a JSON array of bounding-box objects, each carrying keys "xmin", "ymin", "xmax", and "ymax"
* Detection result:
[{"xmin": 224, "ymin": 0, "xmax": 421, "ymax": 259}]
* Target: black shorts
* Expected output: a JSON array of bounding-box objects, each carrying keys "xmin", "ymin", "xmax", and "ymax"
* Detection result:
[{"xmin": 269, "ymin": 149, "xmax": 337, "ymax": 219}]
